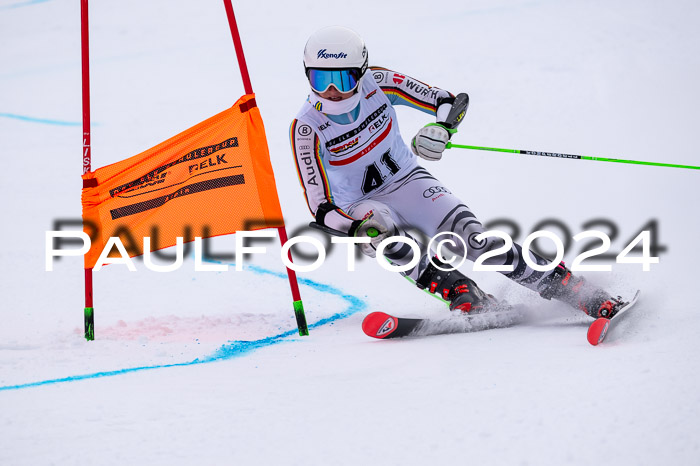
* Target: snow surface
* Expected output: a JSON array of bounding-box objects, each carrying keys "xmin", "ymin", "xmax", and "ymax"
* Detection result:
[{"xmin": 1, "ymin": 0, "xmax": 700, "ymax": 464}]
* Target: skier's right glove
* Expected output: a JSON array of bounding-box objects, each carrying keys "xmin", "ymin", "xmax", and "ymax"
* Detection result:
[
  {"xmin": 350, "ymin": 214, "xmax": 389, "ymax": 258},
  {"xmin": 411, "ymin": 123, "xmax": 454, "ymax": 161}
]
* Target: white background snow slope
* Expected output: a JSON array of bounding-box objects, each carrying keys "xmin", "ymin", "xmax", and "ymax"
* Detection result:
[{"xmin": 1, "ymin": 0, "xmax": 700, "ymax": 464}]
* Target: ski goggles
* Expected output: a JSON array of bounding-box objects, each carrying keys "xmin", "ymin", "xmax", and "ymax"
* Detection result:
[{"xmin": 307, "ymin": 68, "xmax": 363, "ymax": 94}]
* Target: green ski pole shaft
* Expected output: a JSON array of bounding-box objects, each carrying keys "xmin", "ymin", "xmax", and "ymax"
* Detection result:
[{"xmin": 445, "ymin": 143, "xmax": 700, "ymax": 171}]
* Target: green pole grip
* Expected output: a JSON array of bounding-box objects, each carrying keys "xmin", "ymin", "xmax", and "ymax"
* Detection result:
[
  {"xmin": 293, "ymin": 300, "xmax": 309, "ymax": 336},
  {"xmin": 84, "ymin": 307, "xmax": 94, "ymax": 341}
]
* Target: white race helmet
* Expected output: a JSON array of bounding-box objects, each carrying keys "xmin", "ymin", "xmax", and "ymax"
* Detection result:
[{"xmin": 303, "ymin": 26, "xmax": 368, "ymax": 73}]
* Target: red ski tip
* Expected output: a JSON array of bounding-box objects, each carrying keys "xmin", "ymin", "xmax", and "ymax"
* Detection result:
[
  {"xmin": 587, "ymin": 318, "xmax": 610, "ymax": 346},
  {"xmin": 362, "ymin": 312, "xmax": 398, "ymax": 339}
]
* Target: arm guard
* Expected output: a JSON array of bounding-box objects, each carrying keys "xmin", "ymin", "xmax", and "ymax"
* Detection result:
[{"xmin": 436, "ymin": 93, "xmax": 469, "ymax": 130}]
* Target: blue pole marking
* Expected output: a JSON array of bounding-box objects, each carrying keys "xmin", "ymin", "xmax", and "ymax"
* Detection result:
[
  {"xmin": 0, "ymin": 113, "xmax": 83, "ymax": 126},
  {"xmin": 0, "ymin": 263, "xmax": 367, "ymax": 392}
]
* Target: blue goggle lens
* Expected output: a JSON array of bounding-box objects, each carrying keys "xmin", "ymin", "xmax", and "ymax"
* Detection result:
[{"xmin": 307, "ymin": 68, "xmax": 362, "ymax": 93}]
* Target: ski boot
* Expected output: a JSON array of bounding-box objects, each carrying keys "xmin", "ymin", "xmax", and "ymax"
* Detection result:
[
  {"xmin": 416, "ymin": 257, "xmax": 499, "ymax": 313},
  {"xmin": 539, "ymin": 263, "xmax": 625, "ymax": 319}
]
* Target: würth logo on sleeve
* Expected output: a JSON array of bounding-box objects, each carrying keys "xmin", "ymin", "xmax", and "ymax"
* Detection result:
[{"xmin": 393, "ymin": 73, "xmax": 405, "ymax": 84}]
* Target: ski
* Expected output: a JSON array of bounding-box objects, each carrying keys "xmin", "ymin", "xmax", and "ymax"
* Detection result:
[
  {"xmin": 586, "ymin": 290, "xmax": 642, "ymax": 346},
  {"xmin": 362, "ymin": 309, "xmax": 524, "ymax": 339}
]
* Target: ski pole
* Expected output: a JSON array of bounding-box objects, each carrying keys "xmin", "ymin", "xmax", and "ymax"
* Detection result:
[{"xmin": 445, "ymin": 142, "xmax": 700, "ymax": 171}]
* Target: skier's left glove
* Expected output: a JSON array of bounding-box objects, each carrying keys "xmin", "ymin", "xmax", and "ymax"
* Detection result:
[
  {"xmin": 411, "ymin": 123, "xmax": 455, "ymax": 161},
  {"xmin": 350, "ymin": 215, "xmax": 389, "ymax": 258}
]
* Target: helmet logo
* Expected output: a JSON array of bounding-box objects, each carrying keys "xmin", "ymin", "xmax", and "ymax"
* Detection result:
[{"xmin": 317, "ymin": 49, "xmax": 348, "ymax": 60}]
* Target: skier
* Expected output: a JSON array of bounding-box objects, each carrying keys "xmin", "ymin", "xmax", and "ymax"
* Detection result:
[{"xmin": 290, "ymin": 26, "xmax": 625, "ymax": 319}]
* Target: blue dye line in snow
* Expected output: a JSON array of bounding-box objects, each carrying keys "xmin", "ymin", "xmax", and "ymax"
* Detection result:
[
  {"xmin": 0, "ymin": 113, "xmax": 83, "ymax": 126},
  {"xmin": 0, "ymin": 0, "xmax": 51, "ymax": 11},
  {"xmin": 0, "ymin": 264, "xmax": 367, "ymax": 392}
]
